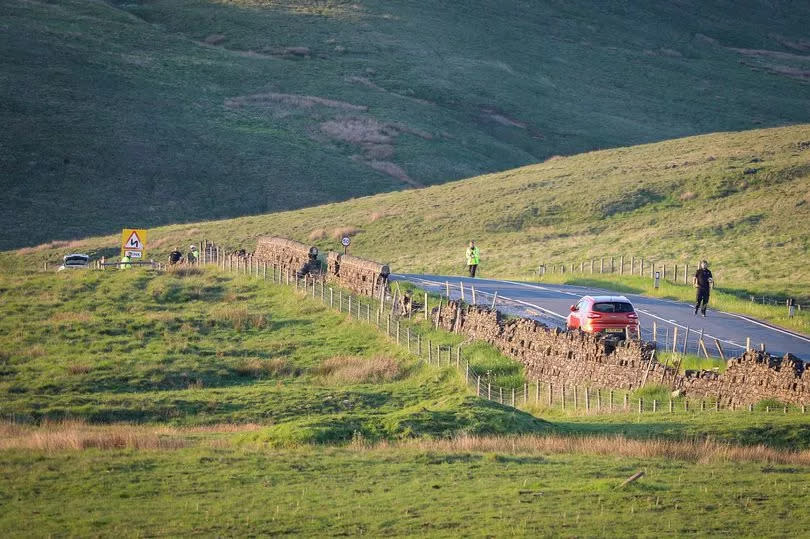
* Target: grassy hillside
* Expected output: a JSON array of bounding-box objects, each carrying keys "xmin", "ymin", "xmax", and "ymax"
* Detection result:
[
  {"xmin": 3, "ymin": 0, "xmax": 810, "ymax": 249},
  {"xmin": 0, "ymin": 268, "xmax": 545, "ymax": 440},
  {"xmin": 2, "ymin": 268, "xmax": 810, "ymax": 535},
  {"xmin": 8, "ymin": 125, "xmax": 809, "ymax": 303}
]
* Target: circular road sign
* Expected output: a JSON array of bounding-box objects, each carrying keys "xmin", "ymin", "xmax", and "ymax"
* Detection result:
[{"xmin": 341, "ymin": 236, "xmax": 351, "ymax": 247}]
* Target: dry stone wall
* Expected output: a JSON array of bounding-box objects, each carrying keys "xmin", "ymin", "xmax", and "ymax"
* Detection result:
[
  {"xmin": 434, "ymin": 301, "xmax": 808, "ymax": 406},
  {"xmin": 326, "ymin": 253, "xmax": 389, "ymax": 298},
  {"xmin": 253, "ymin": 236, "xmax": 389, "ymax": 298},
  {"xmin": 678, "ymin": 351, "xmax": 808, "ymax": 406},
  {"xmin": 254, "ymin": 237, "xmax": 315, "ymax": 275}
]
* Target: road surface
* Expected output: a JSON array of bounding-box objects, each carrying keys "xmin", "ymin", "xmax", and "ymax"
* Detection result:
[{"xmin": 392, "ymin": 273, "xmax": 810, "ymax": 360}]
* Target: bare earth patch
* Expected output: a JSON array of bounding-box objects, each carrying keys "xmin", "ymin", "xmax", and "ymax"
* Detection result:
[
  {"xmin": 203, "ymin": 34, "xmax": 226, "ymax": 45},
  {"xmin": 225, "ymin": 93, "xmax": 367, "ymax": 111}
]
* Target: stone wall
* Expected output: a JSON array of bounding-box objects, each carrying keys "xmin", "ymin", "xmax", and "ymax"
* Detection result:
[
  {"xmin": 434, "ymin": 301, "xmax": 808, "ymax": 406},
  {"xmin": 253, "ymin": 236, "xmax": 389, "ymax": 298},
  {"xmin": 326, "ymin": 253, "xmax": 389, "ymax": 298},
  {"xmin": 254, "ymin": 237, "xmax": 316, "ymax": 276},
  {"xmin": 678, "ymin": 351, "xmax": 808, "ymax": 406}
]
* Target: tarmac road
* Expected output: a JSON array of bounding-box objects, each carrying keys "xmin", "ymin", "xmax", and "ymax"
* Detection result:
[{"xmin": 392, "ymin": 273, "xmax": 810, "ymax": 360}]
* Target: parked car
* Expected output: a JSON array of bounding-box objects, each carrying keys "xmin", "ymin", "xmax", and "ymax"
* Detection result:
[
  {"xmin": 566, "ymin": 295, "xmax": 639, "ymax": 339},
  {"xmin": 57, "ymin": 253, "xmax": 90, "ymax": 271}
]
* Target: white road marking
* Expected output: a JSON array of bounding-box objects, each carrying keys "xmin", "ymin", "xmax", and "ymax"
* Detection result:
[
  {"xmin": 635, "ymin": 308, "xmax": 745, "ymax": 350},
  {"xmin": 496, "ymin": 295, "xmax": 567, "ymax": 320},
  {"xmin": 719, "ymin": 310, "xmax": 810, "ymax": 344},
  {"xmin": 500, "ymin": 280, "xmax": 581, "ymax": 297}
]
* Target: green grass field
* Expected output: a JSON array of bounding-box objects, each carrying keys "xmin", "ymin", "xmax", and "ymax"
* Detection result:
[
  {"xmin": 2, "ymin": 268, "xmax": 810, "ymax": 535},
  {"xmin": 2, "ymin": 443, "xmax": 810, "ymax": 537},
  {"xmin": 3, "ymin": 0, "xmax": 810, "ymax": 249}
]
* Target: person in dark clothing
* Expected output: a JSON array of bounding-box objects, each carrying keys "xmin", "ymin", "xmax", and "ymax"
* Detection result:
[
  {"xmin": 169, "ymin": 247, "xmax": 182, "ymax": 265},
  {"xmin": 693, "ymin": 260, "xmax": 714, "ymax": 317}
]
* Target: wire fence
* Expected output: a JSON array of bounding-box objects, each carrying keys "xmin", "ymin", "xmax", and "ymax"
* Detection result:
[
  {"xmin": 207, "ymin": 247, "xmax": 806, "ymax": 415},
  {"xmin": 533, "ymin": 256, "xmax": 805, "ymax": 312}
]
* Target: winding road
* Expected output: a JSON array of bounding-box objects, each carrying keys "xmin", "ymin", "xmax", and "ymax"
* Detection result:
[{"xmin": 392, "ymin": 273, "xmax": 810, "ymax": 360}]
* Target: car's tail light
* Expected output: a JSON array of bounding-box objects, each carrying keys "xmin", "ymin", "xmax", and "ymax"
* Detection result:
[
  {"xmin": 587, "ymin": 313, "xmax": 602, "ymax": 319},
  {"xmin": 627, "ymin": 312, "xmax": 638, "ymax": 319}
]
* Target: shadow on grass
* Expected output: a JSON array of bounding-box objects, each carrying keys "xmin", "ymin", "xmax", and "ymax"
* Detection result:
[{"xmin": 553, "ymin": 419, "xmax": 810, "ymax": 449}]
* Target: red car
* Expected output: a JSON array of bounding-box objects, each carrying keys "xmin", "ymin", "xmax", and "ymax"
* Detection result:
[{"xmin": 566, "ymin": 295, "xmax": 639, "ymax": 339}]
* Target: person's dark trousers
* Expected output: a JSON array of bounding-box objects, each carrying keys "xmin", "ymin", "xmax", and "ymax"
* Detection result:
[
  {"xmin": 695, "ymin": 288, "xmax": 710, "ymax": 315},
  {"xmin": 468, "ymin": 264, "xmax": 478, "ymax": 278}
]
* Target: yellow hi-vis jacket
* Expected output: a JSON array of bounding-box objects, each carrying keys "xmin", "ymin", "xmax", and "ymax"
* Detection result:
[
  {"xmin": 465, "ymin": 246, "xmax": 480, "ymax": 266},
  {"xmin": 120, "ymin": 255, "xmax": 132, "ymax": 269}
]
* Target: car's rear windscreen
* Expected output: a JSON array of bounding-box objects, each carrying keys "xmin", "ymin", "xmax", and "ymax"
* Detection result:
[{"xmin": 592, "ymin": 302, "xmax": 634, "ymax": 313}]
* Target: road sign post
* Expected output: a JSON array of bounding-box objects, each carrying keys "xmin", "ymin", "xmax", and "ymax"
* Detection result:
[{"xmin": 341, "ymin": 236, "xmax": 351, "ymax": 254}]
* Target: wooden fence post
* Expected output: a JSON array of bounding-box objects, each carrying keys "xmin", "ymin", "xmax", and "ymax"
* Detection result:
[
  {"xmin": 620, "ymin": 255, "xmax": 624, "ymax": 275},
  {"xmin": 424, "ymin": 292, "xmax": 429, "ymax": 320}
]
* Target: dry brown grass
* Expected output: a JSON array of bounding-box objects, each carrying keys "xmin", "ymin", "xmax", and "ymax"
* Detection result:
[
  {"xmin": 331, "ymin": 226, "xmax": 362, "ymax": 239},
  {"xmin": 50, "ymin": 311, "xmax": 93, "ymax": 324},
  {"xmin": 24, "ymin": 345, "xmax": 46, "ymax": 359},
  {"xmin": 0, "ymin": 421, "xmax": 188, "ymax": 451},
  {"xmin": 211, "ymin": 305, "xmax": 266, "ymax": 331},
  {"xmin": 166, "ymin": 265, "xmax": 204, "ymax": 277},
  {"xmin": 308, "ymin": 228, "xmax": 327, "ymax": 241},
  {"xmin": 17, "ymin": 240, "xmax": 71, "ymax": 255},
  {"xmin": 233, "ymin": 358, "xmax": 298, "ymax": 378},
  {"xmin": 679, "ymin": 191, "xmax": 697, "ymax": 201},
  {"xmin": 66, "ymin": 363, "xmax": 92, "ymax": 375},
  {"xmin": 314, "ymin": 355, "xmax": 403, "ymax": 384},
  {"xmin": 366, "ymin": 434, "xmax": 810, "ymax": 466},
  {"xmin": 0, "ymin": 421, "xmax": 261, "ymax": 452}
]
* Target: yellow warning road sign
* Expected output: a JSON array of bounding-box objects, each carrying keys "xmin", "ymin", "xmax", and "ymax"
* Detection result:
[{"xmin": 121, "ymin": 228, "xmax": 148, "ymax": 259}]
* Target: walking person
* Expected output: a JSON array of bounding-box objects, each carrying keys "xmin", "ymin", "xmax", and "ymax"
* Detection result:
[
  {"xmin": 187, "ymin": 245, "xmax": 199, "ymax": 265},
  {"xmin": 693, "ymin": 260, "xmax": 714, "ymax": 317},
  {"xmin": 465, "ymin": 240, "xmax": 480, "ymax": 278}
]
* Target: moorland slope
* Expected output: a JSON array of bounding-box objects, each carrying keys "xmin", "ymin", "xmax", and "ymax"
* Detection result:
[
  {"xmin": 8, "ymin": 125, "xmax": 810, "ymax": 301},
  {"xmin": 3, "ymin": 0, "xmax": 810, "ymax": 248}
]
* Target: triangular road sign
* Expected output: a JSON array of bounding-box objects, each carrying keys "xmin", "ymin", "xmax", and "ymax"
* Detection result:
[{"xmin": 124, "ymin": 231, "xmax": 142, "ymax": 249}]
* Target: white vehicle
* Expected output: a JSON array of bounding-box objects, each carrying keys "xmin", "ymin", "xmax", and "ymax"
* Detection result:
[{"xmin": 57, "ymin": 253, "xmax": 90, "ymax": 271}]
